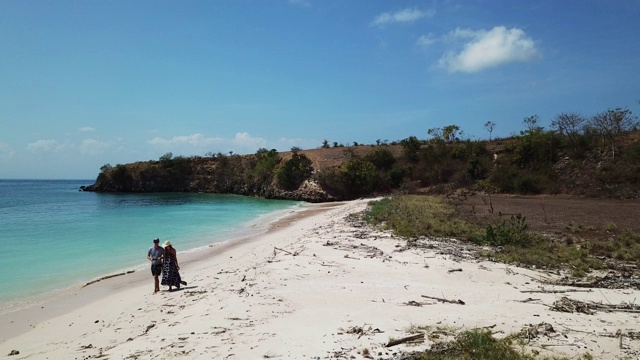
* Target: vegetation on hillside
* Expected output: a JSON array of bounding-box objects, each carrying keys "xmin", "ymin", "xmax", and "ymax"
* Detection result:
[
  {"xmin": 390, "ymin": 327, "xmax": 591, "ymax": 360},
  {"xmin": 91, "ymin": 107, "xmax": 640, "ymax": 201}
]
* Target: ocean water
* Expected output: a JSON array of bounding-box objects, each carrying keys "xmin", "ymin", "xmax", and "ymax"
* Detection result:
[{"xmin": 0, "ymin": 179, "xmax": 302, "ymax": 308}]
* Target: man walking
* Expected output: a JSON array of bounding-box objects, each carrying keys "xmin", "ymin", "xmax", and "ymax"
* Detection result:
[{"xmin": 147, "ymin": 238, "xmax": 164, "ymax": 294}]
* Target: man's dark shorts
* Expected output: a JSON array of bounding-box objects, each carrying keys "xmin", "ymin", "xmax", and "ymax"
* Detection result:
[{"xmin": 151, "ymin": 264, "xmax": 162, "ymax": 276}]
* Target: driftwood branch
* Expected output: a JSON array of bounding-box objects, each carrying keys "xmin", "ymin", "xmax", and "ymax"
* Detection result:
[
  {"xmin": 421, "ymin": 295, "xmax": 465, "ymax": 305},
  {"xmin": 310, "ymin": 261, "xmax": 337, "ymax": 267},
  {"xmin": 273, "ymin": 246, "xmax": 293, "ymax": 255},
  {"xmin": 274, "ymin": 247, "xmax": 294, "ymax": 255},
  {"xmin": 550, "ymin": 296, "xmax": 640, "ymax": 314},
  {"xmin": 447, "ymin": 268, "xmax": 463, "ymax": 273},
  {"xmin": 515, "ymin": 298, "xmax": 540, "ymax": 303},
  {"xmin": 521, "ymin": 289, "xmax": 593, "ymax": 294},
  {"xmin": 385, "ymin": 333, "xmax": 425, "ymax": 347}
]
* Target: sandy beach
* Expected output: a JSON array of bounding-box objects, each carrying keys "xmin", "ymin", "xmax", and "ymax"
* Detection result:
[{"xmin": 1, "ymin": 199, "xmax": 639, "ymax": 359}]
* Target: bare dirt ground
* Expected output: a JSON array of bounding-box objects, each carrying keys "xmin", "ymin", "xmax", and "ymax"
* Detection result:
[{"xmin": 448, "ymin": 193, "xmax": 640, "ymax": 240}]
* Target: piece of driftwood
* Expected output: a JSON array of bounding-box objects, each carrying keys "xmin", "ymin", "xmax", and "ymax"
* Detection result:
[
  {"xmin": 520, "ymin": 273, "xmax": 552, "ymax": 283},
  {"xmin": 541, "ymin": 343, "xmax": 580, "ymax": 348},
  {"xmin": 385, "ymin": 333, "xmax": 425, "ymax": 347},
  {"xmin": 515, "ymin": 297, "xmax": 540, "ymax": 303},
  {"xmin": 274, "ymin": 247, "xmax": 294, "ymax": 255},
  {"xmin": 421, "ymin": 295, "xmax": 465, "ymax": 305},
  {"xmin": 448, "ymin": 268, "xmax": 463, "ymax": 273},
  {"xmin": 521, "ymin": 289, "xmax": 592, "ymax": 294},
  {"xmin": 550, "ymin": 296, "xmax": 640, "ymax": 314},
  {"xmin": 310, "ymin": 261, "xmax": 337, "ymax": 267}
]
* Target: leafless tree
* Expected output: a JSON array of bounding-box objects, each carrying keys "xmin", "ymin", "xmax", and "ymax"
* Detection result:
[
  {"xmin": 551, "ymin": 112, "xmax": 586, "ymax": 148},
  {"xmin": 522, "ymin": 115, "xmax": 543, "ymax": 134},
  {"xmin": 484, "ymin": 121, "xmax": 496, "ymax": 140},
  {"xmin": 589, "ymin": 107, "xmax": 637, "ymax": 161}
]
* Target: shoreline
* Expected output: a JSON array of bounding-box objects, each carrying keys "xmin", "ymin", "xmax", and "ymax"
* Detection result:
[
  {"xmin": 1, "ymin": 198, "xmax": 638, "ymax": 359},
  {"xmin": 0, "ymin": 200, "xmax": 324, "ymax": 344}
]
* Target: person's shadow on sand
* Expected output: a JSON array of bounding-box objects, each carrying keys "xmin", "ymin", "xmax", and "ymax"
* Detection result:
[{"xmin": 167, "ymin": 285, "xmax": 197, "ymax": 292}]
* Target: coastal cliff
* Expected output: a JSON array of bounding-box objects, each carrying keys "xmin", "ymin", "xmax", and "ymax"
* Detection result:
[
  {"xmin": 82, "ymin": 132, "xmax": 640, "ymax": 201},
  {"xmin": 81, "ymin": 150, "xmax": 340, "ymax": 202}
]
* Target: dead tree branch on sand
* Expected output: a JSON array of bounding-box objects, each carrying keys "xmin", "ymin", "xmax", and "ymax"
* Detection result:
[
  {"xmin": 421, "ymin": 295, "xmax": 465, "ymax": 305},
  {"xmin": 274, "ymin": 247, "xmax": 298, "ymax": 256},
  {"xmin": 385, "ymin": 333, "xmax": 425, "ymax": 347}
]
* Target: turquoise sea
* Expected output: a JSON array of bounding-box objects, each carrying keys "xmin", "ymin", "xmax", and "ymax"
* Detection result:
[{"xmin": 0, "ymin": 179, "xmax": 302, "ymax": 309}]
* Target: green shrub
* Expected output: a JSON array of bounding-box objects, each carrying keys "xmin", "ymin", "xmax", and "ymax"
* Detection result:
[
  {"xmin": 364, "ymin": 195, "xmax": 482, "ymax": 240},
  {"xmin": 388, "ymin": 166, "xmax": 406, "ymax": 188},
  {"xmin": 513, "ymin": 175, "xmax": 538, "ymax": 194},
  {"xmin": 253, "ymin": 148, "xmax": 280, "ymax": 184},
  {"xmin": 364, "ymin": 148, "xmax": 396, "ymax": 170},
  {"xmin": 401, "ymin": 136, "xmax": 422, "ymax": 162},
  {"xmin": 342, "ymin": 158, "xmax": 379, "ymax": 197},
  {"xmin": 482, "ymin": 214, "xmax": 529, "ymax": 247},
  {"xmin": 277, "ymin": 153, "xmax": 313, "ymax": 190}
]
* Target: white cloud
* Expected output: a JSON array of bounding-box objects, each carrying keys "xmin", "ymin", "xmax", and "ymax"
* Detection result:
[
  {"xmin": 27, "ymin": 139, "xmax": 69, "ymax": 153},
  {"xmin": 146, "ymin": 132, "xmax": 319, "ymax": 156},
  {"xmin": 79, "ymin": 127, "xmax": 96, "ymax": 133},
  {"xmin": 79, "ymin": 139, "xmax": 111, "ymax": 156},
  {"xmin": 438, "ymin": 26, "xmax": 541, "ymax": 73},
  {"xmin": 148, "ymin": 132, "xmax": 269, "ymax": 155},
  {"xmin": 148, "ymin": 133, "xmax": 218, "ymax": 147},
  {"xmin": 372, "ymin": 8, "xmax": 434, "ymax": 27},
  {"xmin": 232, "ymin": 132, "xmax": 268, "ymax": 148},
  {"xmin": 416, "ymin": 34, "xmax": 437, "ymax": 48}
]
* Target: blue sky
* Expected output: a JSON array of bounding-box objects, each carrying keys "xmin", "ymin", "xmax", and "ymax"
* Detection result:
[{"xmin": 1, "ymin": 0, "xmax": 639, "ymax": 179}]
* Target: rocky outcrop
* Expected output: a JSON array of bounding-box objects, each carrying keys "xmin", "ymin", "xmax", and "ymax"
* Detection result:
[{"xmin": 80, "ymin": 158, "xmax": 337, "ymax": 203}]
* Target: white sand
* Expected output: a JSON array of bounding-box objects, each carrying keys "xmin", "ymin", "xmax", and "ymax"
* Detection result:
[{"xmin": 1, "ymin": 199, "xmax": 638, "ymax": 359}]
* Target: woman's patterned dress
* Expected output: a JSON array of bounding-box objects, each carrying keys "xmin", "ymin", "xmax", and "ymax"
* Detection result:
[{"xmin": 161, "ymin": 250, "xmax": 183, "ymax": 289}]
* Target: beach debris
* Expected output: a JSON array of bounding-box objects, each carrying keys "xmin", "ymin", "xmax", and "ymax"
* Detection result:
[
  {"xmin": 79, "ymin": 344, "xmax": 94, "ymax": 350},
  {"xmin": 521, "ymin": 288, "xmax": 593, "ymax": 294},
  {"xmin": 421, "ymin": 294, "xmax": 465, "ymax": 305},
  {"xmin": 547, "ymin": 270, "xmax": 640, "ymax": 290},
  {"xmin": 515, "ymin": 322, "xmax": 556, "ymax": 343},
  {"xmin": 599, "ymin": 329, "xmax": 640, "ymax": 342},
  {"xmin": 514, "ymin": 297, "xmax": 540, "ymax": 303},
  {"xmin": 144, "ymin": 323, "xmax": 155, "ymax": 334},
  {"xmin": 238, "ymin": 287, "xmax": 249, "ymax": 297},
  {"xmin": 339, "ymin": 323, "xmax": 384, "ymax": 339},
  {"xmin": 550, "ymin": 296, "xmax": 640, "ymax": 314},
  {"xmin": 385, "ymin": 333, "xmax": 425, "ymax": 348},
  {"xmin": 212, "ymin": 327, "xmax": 228, "ymax": 335},
  {"xmin": 550, "ymin": 297, "xmax": 594, "ymax": 314},
  {"xmin": 217, "ymin": 269, "xmax": 238, "ymax": 274},
  {"xmin": 8, "ymin": 350, "xmax": 19, "ymax": 356},
  {"xmin": 404, "ymin": 300, "xmax": 427, "ymax": 307},
  {"xmin": 274, "ymin": 246, "xmax": 298, "ymax": 256},
  {"xmin": 447, "ymin": 268, "xmax": 463, "ymax": 273}
]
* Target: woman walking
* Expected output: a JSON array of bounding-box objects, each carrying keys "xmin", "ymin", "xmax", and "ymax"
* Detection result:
[{"xmin": 161, "ymin": 240, "xmax": 187, "ymax": 291}]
